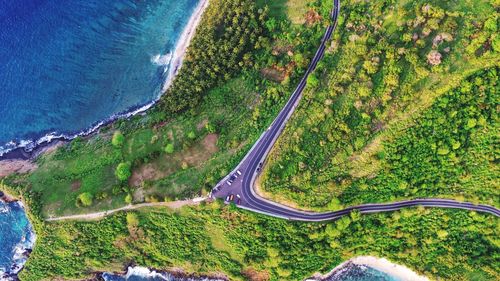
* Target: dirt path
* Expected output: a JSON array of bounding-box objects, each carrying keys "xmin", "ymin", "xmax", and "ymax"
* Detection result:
[{"xmin": 46, "ymin": 197, "xmax": 206, "ymax": 222}]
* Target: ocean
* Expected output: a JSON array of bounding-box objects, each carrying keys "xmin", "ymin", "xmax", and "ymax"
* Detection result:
[
  {"xmin": 0, "ymin": 0, "xmax": 200, "ymax": 156},
  {"xmin": 0, "ymin": 201, "xmax": 35, "ymax": 280}
]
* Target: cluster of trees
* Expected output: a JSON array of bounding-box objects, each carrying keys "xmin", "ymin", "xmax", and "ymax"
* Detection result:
[
  {"xmin": 339, "ymin": 67, "xmax": 499, "ymax": 206},
  {"xmin": 20, "ymin": 203, "xmax": 499, "ymax": 281},
  {"xmin": 260, "ymin": 0, "xmax": 500, "ymax": 210},
  {"xmin": 159, "ymin": 0, "xmax": 267, "ymax": 114}
]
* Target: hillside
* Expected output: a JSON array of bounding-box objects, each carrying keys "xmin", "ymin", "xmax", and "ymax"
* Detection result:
[{"xmin": 259, "ymin": 0, "xmax": 500, "ymax": 210}]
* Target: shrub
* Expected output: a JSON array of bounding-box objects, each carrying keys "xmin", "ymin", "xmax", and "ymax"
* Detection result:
[
  {"xmin": 112, "ymin": 131, "xmax": 125, "ymax": 148},
  {"xmin": 164, "ymin": 143, "xmax": 174, "ymax": 154},
  {"xmin": 77, "ymin": 192, "xmax": 93, "ymax": 207},
  {"xmin": 125, "ymin": 194, "xmax": 133, "ymax": 204},
  {"xmin": 115, "ymin": 162, "xmax": 132, "ymax": 181},
  {"xmin": 187, "ymin": 131, "xmax": 196, "ymax": 139},
  {"xmin": 307, "ymin": 74, "xmax": 319, "ymax": 88}
]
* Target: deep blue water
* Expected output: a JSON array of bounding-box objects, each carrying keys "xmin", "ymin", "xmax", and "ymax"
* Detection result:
[
  {"xmin": 324, "ymin": 263, "xmax": 401, "ymax": 281},
  {"xmin": 0, "ymin": 201, "xmax": 35, "ymax": 279},
  {"xmin": 0, "ymin": 0, "xmax": 200, "ymax": 155}
]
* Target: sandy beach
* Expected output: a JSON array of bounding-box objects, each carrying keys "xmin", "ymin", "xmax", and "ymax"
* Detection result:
[
  {"xmin": 163, "ymin": 0, "xmax": 210, "ymax": 92},
  {"xmin": 309, "ymin": 256, "xmax": 429, "ymax": 281}
]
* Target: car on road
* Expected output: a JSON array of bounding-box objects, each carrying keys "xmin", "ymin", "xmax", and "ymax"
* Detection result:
[
  {"xmin": 236, "ymin": 170, "xmax": 242, "ymax": 175},
  {"xmin": 225, "ymin": 195, "xmax": 230, "ymax": 202},
  {"xmin": 226, "ymin": 180, "xmax": 232, "ymax": 185},
  {"xmin": 256, "ymin": 162, "xmax": 263, "ymax": 173},
  {"xmin": 229, "ymin": 194, "xmax": 234, "ymax": 201}
]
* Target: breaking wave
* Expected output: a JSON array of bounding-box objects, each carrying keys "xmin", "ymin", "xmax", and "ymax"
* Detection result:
[{"xmin": 102, "ymin": 266, "xmax": 225, "ymax": 281}]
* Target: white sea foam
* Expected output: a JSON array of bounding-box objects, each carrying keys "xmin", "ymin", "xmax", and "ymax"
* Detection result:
[
  {"xmin": 0, "ymin": 268, "xmax": 5, "ymax": 277},
  {"xmin": 104, "ymin": 266, "xmax": 225, "ymax": 281},
  {"xmin": 308, "ymin": 256, "xmax": 429, "ymax": 281},
  {"xmin": 0, "ymin": 201, "xmax": 36, "ymax": 280},
  {"xmin": 12, "ymin": 243, "xmax": 25, "ymax": 262},
  {"xmin": 125, "ymin": 266, "xmax": 169, "ymax": 280},
  {"xmin": 152, "ymin": 53, "xmax": 173, "ymax": 67}
]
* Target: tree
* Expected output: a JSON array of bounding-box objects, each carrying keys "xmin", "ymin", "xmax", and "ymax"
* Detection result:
[
  {"xmin": 125, "ymin": 194, "xmax": 133, "ymax": 204},
  {"xmin": 307, "ymin": 73, "xmax": 319, "ymax": 88},
  {"xmin": 77, "ymin": 192, "xmax": 93, "ymax": 207},
  {"xmin": 112, "ymin": 131, "xmax": 125, "ymax": 148},
  {"xmin": 116, "ymin": 162, "xmax": 132, "ymax": 181},
  {"xmin": 187, "ymin": 131, "xmax": 196, "ymax": 139},
  {"xmin": 164, "ymin": 143, "xmax": 174, "ymax": 154}
]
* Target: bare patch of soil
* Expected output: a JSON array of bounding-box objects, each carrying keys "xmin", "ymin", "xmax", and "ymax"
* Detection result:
[
  {"xmin": 261, "ymin": 67, "xmax": 286, "ymax": 82},
  {"xmin": 196, "ymin": 118, "xmax": 208, "ymax": 130},
  {"xmin": 242, "ymin": 268, "xmax": 270, "ymax": 281},
  {"xmin": 130, "ymin": 134, "xmax": 219, "ymax": 187},
  {"xmin": 0, "ymin": 160, "xmax": 38, "ymax": 178},
  {"xmin": 305, "ymin": 9, "xmax": 322, "ymax": 26},
  {"xmin": 71, "ymin": 180, "xmax": 82, "ymax": 191}
]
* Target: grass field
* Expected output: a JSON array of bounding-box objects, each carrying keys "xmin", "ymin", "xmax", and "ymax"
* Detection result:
[{"xmin": 24, "ymin": 77, "xmax": 260, "ymax": 216}]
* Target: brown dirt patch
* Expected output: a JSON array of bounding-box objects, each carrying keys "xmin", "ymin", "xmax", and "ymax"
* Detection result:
[
  {"xmin": 261, "ymin": 67, "xmax": 286, "ymax": 82},
  {"xmin": 305, "ymin": 9, "xmax": 322, "ymax": 26},
  {"xmin": 0, "ymin": 160, "xmax": 38, "ymax": 178},
  {"xmin": 196, "ymin": 118, "xmax": 208, "ymax": 130},
  {"xmin": 130, "ymin": 163, "xmax": 168, "ymax": 187},
  {"xmin": 202, "ymin": 133, "xmax": 218, "ymax": 152},
  {"xmin": 182, "ymin": 133, "xmax": 218, "ymax": 165},
  {"xmin": 242, "ymin": 268, "xmax": 270, "ymax": 281},
  {"xmin": 71, "ymin": 180, "xmax": 82, "ymax": 191},
  {"xmin": 272, "ymin": 44, "xmax": 293, "ymax": 56},
  {"xmin": 130, "ymin": 134, "xmax": 219, "ymax": 187}
]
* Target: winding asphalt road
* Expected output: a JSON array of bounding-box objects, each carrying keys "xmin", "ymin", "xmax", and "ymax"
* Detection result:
[{"xmin": 211, "ymin": 0, "xmax": 500, "ymax": 221}]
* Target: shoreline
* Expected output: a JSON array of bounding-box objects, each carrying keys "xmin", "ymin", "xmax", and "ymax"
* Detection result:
[
  {"xmin": 309, "ymin": 256, "xmax": 429, "ymax": 281},
  {"xmin": 99, "ymin": 265, "xmax": 227, "ymax": 281},
  {"xmin": 0, "ymin": 0, "xmax": 210, "ymax": 163},
  {"xmin": 0, "ymin": 200, "xmax": 36, "ymax": 281}
]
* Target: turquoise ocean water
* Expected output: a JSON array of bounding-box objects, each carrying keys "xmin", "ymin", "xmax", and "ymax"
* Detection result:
[
  {"xmin": 0, "ymin": 201, "xmax": 35, "ymax": 280},
  {"xmin": 0, "ymin": 0, "xmax": 199, "ymax": 156}
]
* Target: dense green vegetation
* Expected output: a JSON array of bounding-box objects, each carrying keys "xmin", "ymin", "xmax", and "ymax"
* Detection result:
[
  {"xmin": 4, "ymin": 0, "xmax": 332, "ymax": 217},
  {"xmin": 260, "ymin": 0, "xmax": 500, "ymax": 210},
  {"xmin": 1, "ymin": 1, "xmax": 498, "ymax": 281},
  {"xmin": 338, "ymin": 68, "xmax": 499, "ymax": 207},
  {"xmin": 159, "ymin": 0, "xmax": 266, "ymax": 113},
  {"xmin": 20, "ymin": 203, "xmax": 499, "ymax": 281}
]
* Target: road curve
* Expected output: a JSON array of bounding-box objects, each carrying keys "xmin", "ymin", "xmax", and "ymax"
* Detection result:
[{"xmin": 211, "ymin": 0, "xmax": 500, "ymax": 221}]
